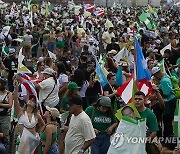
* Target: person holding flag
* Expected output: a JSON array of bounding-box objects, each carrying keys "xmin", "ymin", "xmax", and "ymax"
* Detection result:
[{"xmin": 13, "ymin": 78, "xmax": 45, "ymax": 143}]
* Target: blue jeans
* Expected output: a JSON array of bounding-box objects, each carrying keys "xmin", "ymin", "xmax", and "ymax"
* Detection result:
[
  {"xmin": 92, "ymin": 133, "xmax": 110, "ymax": 154},
  {"xmin": 0, "ymin": 143, "xmax": 6, "ymax": 154},
  {"xmin": 48, "ymin": 42, "xmax": 55, "ymax": 52},
  {"xmin": 48, "ymin": 143, "xmax": 59, "ymax": 154}
]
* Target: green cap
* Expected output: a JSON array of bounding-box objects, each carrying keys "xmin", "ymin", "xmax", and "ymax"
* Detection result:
[
  {"xmin": 98, "ymin": 96, "xmax": 111, "ymax": 107},
  {"xmin": 68, "ymin": 82, "xmax": 80, "ymax": 90}
]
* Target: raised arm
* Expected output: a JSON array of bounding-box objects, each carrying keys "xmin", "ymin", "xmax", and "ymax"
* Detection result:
[{"xmin": 13, "ymin": 80, "xmax": 23, "ymax": 117}]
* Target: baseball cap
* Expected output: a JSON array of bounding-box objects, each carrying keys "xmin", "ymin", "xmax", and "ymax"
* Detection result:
[
  {"xmin": 46, "ymin": 106, "xmax": 60, "ymax": 120},
  {"xmin": 155, "ymin": 39, "xmax": 161, "ymax": 44},
  {"xmin": 68, "ymin": 82, "xmax": 80, "ymax": 90},
  {"xmin": 42, "ymin": 68, "xmax": 55, "ymax": 75},
  {"xmin": 68, "ymin": 95, "xmax": 83, "ymax": 106},
  {"xmin": 108, "ymin": 49, "xmax": 117, "ymax": 54},
  {"xmin": 9, "ymin": 48, "xmax": 16, "ymax": 55},
  {"xmin": 151, "ymin": 67, "xmax": 160, "ymax": 76},
  {"xmin": 98, "ymin": 96, "xmax": 111, "ymax": 107}
]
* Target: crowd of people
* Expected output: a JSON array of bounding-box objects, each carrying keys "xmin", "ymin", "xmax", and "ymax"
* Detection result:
[{"xmin": 0, "ymin": 1, "xmax": 180, "ymax": 154}]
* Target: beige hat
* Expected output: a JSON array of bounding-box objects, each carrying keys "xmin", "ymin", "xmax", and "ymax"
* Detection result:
[
  {"xmin": 42, "ymin": 68, "xmax": 55, "ymax": 75},
  {"xmin": 108, "ymin": 49, "xmax": 117, "ymax": 54},
  {"xmin": 131, "ymin": 46, "xmax": 134, "ymax": 50},
  {"xmin": 46, "ymin": 106, "xmax": 60, "ymax": 120}
]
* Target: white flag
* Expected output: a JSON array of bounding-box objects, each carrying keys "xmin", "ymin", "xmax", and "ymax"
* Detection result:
[
  {"xmin": 48, "ymin": 50, "xmax": 57, "ymax": 60},
  {"xmin": 113, "ymin": 48, "xmax": 129, "ymax": 64},
  {"xmin": 160, "ymin": 44, "xmax": 171, "ymax": 55},
  {"xmin": 18, "ymin": 48, "xmax": 25, "ymax": 64}
]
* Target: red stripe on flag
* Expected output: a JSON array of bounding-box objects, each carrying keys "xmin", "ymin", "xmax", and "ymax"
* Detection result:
[{"xmin": 138, "ymin": 79, "xmax": 152, "ymax": 96}]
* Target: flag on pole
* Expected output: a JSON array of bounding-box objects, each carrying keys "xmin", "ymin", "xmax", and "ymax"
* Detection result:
[
  {"xmin": 95, "ymin": 59, "xmax": 108, "ymax": 88},
  {"xmin": 1, "ymin": 43, "xmax": 9, "ymax": 56},
  {"xmin": 174, "ymin": 99, "xmax": 180, "ymax": 137},
  {"xmin": 117, "ymin": 74, "xmax": 134, "ymax": 104},
  {"xmin": 113, "ymin": 48, "xmax": 129, "ymax": 64},
  {"xmin": 99, "ymin": 53, "xmax": 107, "ymax": 66},
  {"xmin": 115, "ymin": 66, "xmax": 122, "ymax": 87},
  {"xmin": 84, "ymin": 3, "xmax": 95, "ymax": 12},
  {"xmin": 17, "ymin": 64, "xmax": 32, "ymax": 74},
  {"xmin": 148, "ymin": 5, "xmax": 157, "ymax": 18},
  {"xmin": 68, "ymin": 0, "xmax": 75, "ymax": 10},
  {"xmin": 18, "ymin": 48, "xmax": 25, "ymax": 64},
  {"xmin": 138, "ymin": 11, "xmax": 155, "ymax": 30},
  {"xmin": 135, "ymin": 37, "xmax": 151, "ymax": 81},
  {"xmin": 157, "ymin": 58, "xmax": 166, "ymax": 73},
  {"xmin": 18, "ymin": 128, "xmax": 40, "ymax": 154},
  {"xmin": 48, "ymin": 50, "xmax": 57, "ymax": 60},
  {"xmin": 160, "ymin": 44, "xmax": 171, "ymax": 56},
  {"xmin": 135, "ymin": 36, "xmax": 152, "ymax": 96},
  {"xmin": 105, "ymin": 19, "xmax": 113, "ymax": 29}
]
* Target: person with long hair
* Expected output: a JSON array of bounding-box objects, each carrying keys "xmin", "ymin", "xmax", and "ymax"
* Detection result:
[
  {"xmin": 0, "ymin": 78, "xmax": 13, "ymax": 153},
  {"xmin": 13, "ymin": 78, "xmax": 45, "ymax": 150},
  {"xmin": 85, "ymin": 96, "xmax": 118, "ymax": 154},
  {"xmin": 39, "ymin": 106, "xmax": 59, "ymax": 154},
  {"xmin": 57, "ymin": 62, "xmax": 69, "ymax": 99}
]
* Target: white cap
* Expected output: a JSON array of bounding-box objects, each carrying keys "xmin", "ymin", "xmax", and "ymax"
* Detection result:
[
  {"xmin": 9, "ymin": 48, "xmax": 16, "ymax": 55},
  {"xmin": 108, "ymin": 49, "xmax": 117, "ymax": 54},
  {"xmin": 38, "ymin": 57, "xmax": 44, "ymax": 62},
  {"xmin": 155, "ymin": 39, "xmax": 161, "ymax": 44},
  {"xmin": 26, "ymin": 29, "xmax": 30, "ymax": 32},
  {"xmin": 152, "ymin": 67, "xmax": 160, "ymax": 75},
  {"xmin": 42, "ymin": 68, "xmax": 55, "ymax": 75},
  {"xmin": 89, "ymin": 38, "xmax": 94, "ymax": 42}
]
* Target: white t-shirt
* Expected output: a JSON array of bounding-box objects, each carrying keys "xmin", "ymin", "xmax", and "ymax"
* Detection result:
[
  {"xmin": 24, "ymin": 34, "xmax": 33, "ymax": 43},
  {"xmin": 65, "ymin": 111, "xmax": 96, "ymax": 154},
  {"xmin": 39, "ymin": 77, "xmax": 59, "ymax": 107},
  {"xmin": 79, "ymin": 81, "xmax": 89, "ymax": 97},
  {"xmin": 102, "ymin": 31, "xmax": 115, "ymax": 49},
  {"xmin": 58, "ymin": 73, "xmax": 69, "ymax": 88}
]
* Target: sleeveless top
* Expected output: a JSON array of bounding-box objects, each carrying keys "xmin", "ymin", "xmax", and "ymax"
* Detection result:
[
  {"xmin": 0, "ymin": 92, "xmax": 11, "ymax": 116},
  {"xmin": 18, "ymin": 111, "xmax": 38, "ymax": 129}
]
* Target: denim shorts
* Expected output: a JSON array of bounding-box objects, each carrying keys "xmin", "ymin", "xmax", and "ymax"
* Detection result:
[{"xmin": 48, "ymin": 143, "xmax": 59, "ymax": 154}]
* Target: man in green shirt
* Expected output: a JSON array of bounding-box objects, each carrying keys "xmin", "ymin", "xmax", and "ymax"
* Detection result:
[
  {"xmin": 152, "ymin": 67, "xmax": 177, "ymax": 138},
  {"xmin": 134, "ymin": 91, "xmax": 159, "ymax": 140}
]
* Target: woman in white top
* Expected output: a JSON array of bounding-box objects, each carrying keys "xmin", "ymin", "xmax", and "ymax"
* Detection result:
[
  {"xmin": 13, "ymin": 78, "xmax": 45, "ymax": 136},
  {"xmin": 57, "ymin": 62, "xmax": 69, "ymax": 99},
  {"xmin": 34, "ymin": 68, "xmax": 60, "ymax": 110}
]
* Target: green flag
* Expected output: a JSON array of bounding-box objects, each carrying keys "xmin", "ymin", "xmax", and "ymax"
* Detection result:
[
  {"xmin": 157, "ymin": 58, "xmax": 166, "ymax": 73},
  {"xmin": 138, "ymin": 11, "xmax": 156, "ymax": 30},
  {"xmin": 148, "ymin": 5, "xmax": 158, "ymax": 18},
  {"xmin": 1, "ymin": 43, "xmax": 9, "ymax": 56},
  {"xmin": 174, "ymin": 100, "xmax": 180, "ymax": 137}
]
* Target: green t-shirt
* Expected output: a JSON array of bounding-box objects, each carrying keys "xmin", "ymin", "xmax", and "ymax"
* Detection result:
[
  {"xmin": 139, "ymin": 108, "xmax": 159, "ymax": 132},
  {"xmin": 32, "ymin": 32, "xmax": 40, "ymax": 44},
  {"xmin": 60, "ymin": 95, "xmax": 69, "ymax": 111},
  {"xmin": 159, "ymin": 74, "xmax": 175, "ymax": 102},
  {"xmin": 85, "ymin": 106, "xmax": 117, "ymax": 133}
]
